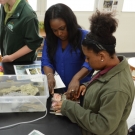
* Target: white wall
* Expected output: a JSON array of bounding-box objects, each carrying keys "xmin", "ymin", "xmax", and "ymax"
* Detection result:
[
  {"xmin": 74, "ymin": 11, "xmax": 135, "ymax": 53},
  {"xmin": 37, "ymin": 0, "xmax": 135, "ymax": 53}
]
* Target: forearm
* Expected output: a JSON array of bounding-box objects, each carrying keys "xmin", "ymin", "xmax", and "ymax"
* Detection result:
[
  {"xmin": 72, "ymin": 67, "xmax": 90, "ymax": 81},
  {"xmin": 43, "ymin": 66, "xmax": 54, "ymax": 75},
  {"xmin": 43, "ymin": 66, "xmax": 55, "ymax": 94},
  {"xmin": 10, "ymin": 45, "xmax": 32, "ymax": 61}
]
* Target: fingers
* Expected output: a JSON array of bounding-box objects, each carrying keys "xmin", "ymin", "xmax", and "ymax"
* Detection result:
[
  {"xmin": 48, "ymin": 84, "xmax": 54, "ymax": 95},
  {"xmin": 56, "ymin": 110, "xmax": 61, "ymax": 113},
  {"xmin": 77, "ymin": 87, "xmax": 82, "ymax": 98},
  {"xmin": 76, "ymin": 90, "xmax": 81, "ymax": 98},
  {"xmin": 66, "ymin": 84, "xmax": 86, "ymax": 100},
  {"xmin": 65, "ymin": 86, "xmax": 86, "ymax": 100},
  {"xmin": 65, "ymin": 89, "xmax": 78, "ymax": 100},
  {"xmin": 77, "ymin": 85, "xmax": 86, "ymax": 98},
  {"xmin": 52, "ymin": 101, "xmax": 62, "ymax": 112},
  {"xmin": 51, "ymin": 88, "xmax": 54, "ymax": 95},
  {"xmin": 47, "ymin": 77, "xmax": 55, "ymax": 94},
  {"xmin": 53, "ymin": 104, "xmax": 61, "ymax": 111},
  {"xmin": 81, "ymin": 89, "xmax": 86, "ymax": 96},
  {"xmin": 70, "ymin": 89, "xmax": 76, "ymax": 97},
  {"xmin": 64, "ymin": 92, "xmax": 70, "ymax": 99}
]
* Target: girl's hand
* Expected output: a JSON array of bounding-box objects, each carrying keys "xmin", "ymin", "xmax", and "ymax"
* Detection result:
[
  {"xmin": 77, "ymin": 85, "xmax": 86, "ymax": 98},
  {"xmin": 52, "ymin": 101, "xmax": 63, "ymax": 113}
]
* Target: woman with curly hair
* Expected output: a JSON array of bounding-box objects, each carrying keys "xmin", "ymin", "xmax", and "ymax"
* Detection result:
[
  {"xmin": 41, "ymin": 3, "xmax": 93, "ymax": 94},
  {"xmin": 53, "ymin": 10, "xmax": 135, "ymax": 135}
]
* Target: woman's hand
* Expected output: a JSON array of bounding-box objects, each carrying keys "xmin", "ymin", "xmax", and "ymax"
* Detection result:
[
  {"xmin": 66, "ymin": 78, "xmax": 80, "ymax": 100},
  {"xmin": 47, "ymin": 74, "xmax": 55, "ymax": 94},
  {"xmin": 2, "ymin": 55, "xmax": 13, "ymax": 62},
  {"xmin": 65, "ymin": 84, "xmax": 86, "ymax": 100},
  {"xmin": 52, "ymin": 101, "xmax": 63, "ymax": 113}
]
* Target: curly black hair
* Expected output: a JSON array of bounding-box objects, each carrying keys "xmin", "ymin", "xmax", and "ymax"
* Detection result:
[
  {"xmin": 82, "ymin": 10, "xmax": 118, "ymax": 57},
  {"xmin": 44, "ymin": 3, "xmax": 83, "ymax": 64}
]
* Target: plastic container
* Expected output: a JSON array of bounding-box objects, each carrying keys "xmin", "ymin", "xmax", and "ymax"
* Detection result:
[{"xmin": 0, "ymin": 75, "xmax": 49, "ymax": 113}]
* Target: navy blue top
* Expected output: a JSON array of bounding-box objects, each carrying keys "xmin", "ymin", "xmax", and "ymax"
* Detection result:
[{"xmin": 41, "ymin": 29, "xmax": 92, "ymax": 90}]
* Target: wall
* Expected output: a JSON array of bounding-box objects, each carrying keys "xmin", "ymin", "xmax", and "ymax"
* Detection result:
[
  {"xmin": 37, "ymin": 0, "xmax": 135, "ymax": 54},
  {"xmin": 74, "ymin": 11, "xmax": 135, "ymax": 54}
]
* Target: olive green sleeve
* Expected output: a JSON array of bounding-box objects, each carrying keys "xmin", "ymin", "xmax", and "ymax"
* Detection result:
[{"xmin": 61, "ymin": 91, "xmax": 129, "ymax": 135}]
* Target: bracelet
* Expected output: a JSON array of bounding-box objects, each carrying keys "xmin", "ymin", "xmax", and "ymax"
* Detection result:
[{"xmin": 46, "ymin": 73, "xmax": 54, "ymax": 77}]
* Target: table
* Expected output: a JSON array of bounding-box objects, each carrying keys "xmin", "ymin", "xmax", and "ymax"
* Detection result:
[
  {"xmin": 0, "ymin": 61, "xmax": 82, "ymax": 135},
  {"xmin": 128, "ymin": 57, "xmax": 135, "ymax": 80}
]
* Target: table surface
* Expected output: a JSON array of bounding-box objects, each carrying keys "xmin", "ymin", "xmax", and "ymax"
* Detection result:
[
  {"xmin": 128, "ymin": 57, "xmax": 135, "ymax": 69},
  {"xmin": 0, "ymin": 61, "xmax": 82, "ymax": 135}
]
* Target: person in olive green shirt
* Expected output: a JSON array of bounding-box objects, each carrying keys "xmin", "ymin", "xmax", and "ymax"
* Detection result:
[
  {"xmin": 0, "ymin": 0, "xmax": 43, "ymax": 62},
  {"xmin": 52, "ymin": 11, "xmax": 135, "ymax": 135}
]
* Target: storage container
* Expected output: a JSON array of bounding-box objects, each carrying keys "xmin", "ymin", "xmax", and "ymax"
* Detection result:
[{"xmin": 0, "ymin": 75, "xmax": 49, "ymax": 112}]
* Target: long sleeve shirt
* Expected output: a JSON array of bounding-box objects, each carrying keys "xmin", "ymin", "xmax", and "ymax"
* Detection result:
[{"xmin": 41, "ymin": 29, "xmax": 92, "ymax": 89}]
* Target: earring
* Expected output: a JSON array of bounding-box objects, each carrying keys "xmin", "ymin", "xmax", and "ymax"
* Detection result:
[{"xmin": 101, "ymin": 59, "xmax": 104, "ymax": 62}]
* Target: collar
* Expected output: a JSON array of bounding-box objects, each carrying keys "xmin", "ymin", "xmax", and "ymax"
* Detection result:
[
  {"xmin": 99, "ymin": 66, "xmax": 115, "ymax": 76},
  {"xmin": 97, "ymin": 56, "xmax": 128, "ymax": 83},
  {"xmin": 4, "ymin": 0, "xmax": 21, "ymax": 14},
  {"xmin": 90, "ymin": 66, "xmax": 114, "ymax": 83},
  {"xmin": 7, "ymin": 0, "xmax": 26, "ymax": 19}
]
